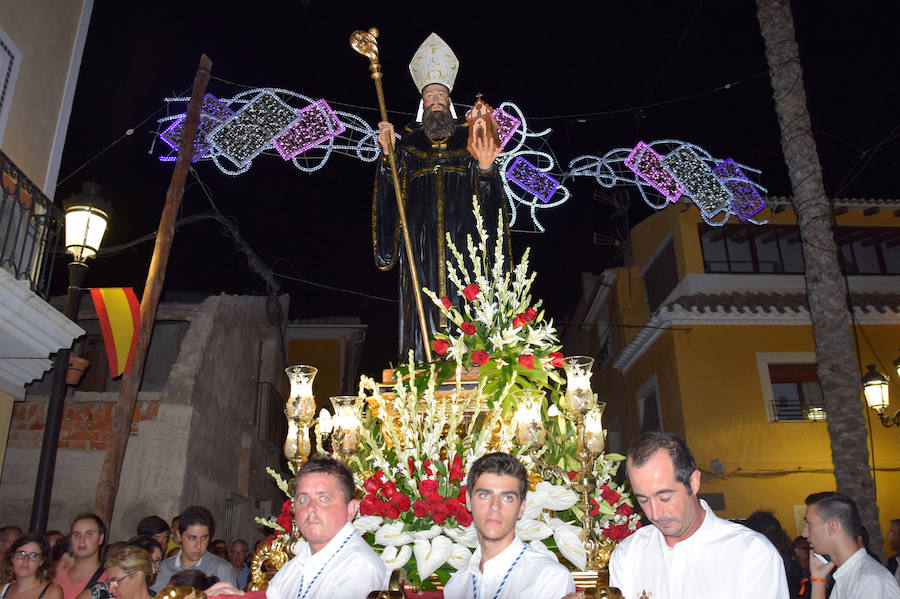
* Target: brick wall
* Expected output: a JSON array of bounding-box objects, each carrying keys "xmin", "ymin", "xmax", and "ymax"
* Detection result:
[{"xmin": 8, "ymin": 400, "xmax": 159, "ymax": 450}]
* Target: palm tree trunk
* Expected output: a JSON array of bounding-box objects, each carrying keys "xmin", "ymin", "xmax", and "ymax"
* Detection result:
[{"xmin": 755, "ymin": 0, "xmax": 883, "ymax": 558}]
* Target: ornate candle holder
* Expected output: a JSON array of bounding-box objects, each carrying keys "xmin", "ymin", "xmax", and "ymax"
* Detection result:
[
  {"xmin": 329, "ymin": 395, "xmax": 363, "ymax": 458},
  {"xmin": 284, "ymin": 365, "xmax": 317, "ymax": 472}
]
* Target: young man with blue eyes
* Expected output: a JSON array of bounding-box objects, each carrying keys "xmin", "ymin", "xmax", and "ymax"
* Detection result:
[
  {"xmin": 265, "ymin": 455, "xmax": 388, "ymax": 599},
  {"xmin": 444, "ymin": 452, "xmax": 575, "ymax": 599},
  {"xmin": 610, "ymin": 431, "xmax": 788, "ymax": 598}
]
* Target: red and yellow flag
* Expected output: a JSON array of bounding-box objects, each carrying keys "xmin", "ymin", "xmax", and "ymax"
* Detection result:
[{"xmin": 89, "ymin": 288, "xmax": 140, "ymax": 377}]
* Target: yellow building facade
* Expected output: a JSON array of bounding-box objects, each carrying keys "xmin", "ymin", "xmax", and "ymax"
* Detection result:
[{"xmin": 568, "ymin": 198, "xmax": 900, "ymax": 547}]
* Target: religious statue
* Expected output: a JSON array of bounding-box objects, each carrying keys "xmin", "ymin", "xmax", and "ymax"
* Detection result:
[{"xmin": 373, "ymin": 33, "xmax": 509, "ymax": 361}]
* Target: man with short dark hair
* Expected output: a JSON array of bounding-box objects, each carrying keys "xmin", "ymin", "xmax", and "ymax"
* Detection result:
[
  {"xmin": 151, "ymin": 505, "xmax": 236, "ymax": 592},
  {"xmin": 54, "ymin": 514, "xmax": 107, "ymax": 599},
  {"xmin": 0, "ymin": 525, "xmax": 22, "ymax": 556},
  {"xmin": 803, "ymin": 492, "xmax": 900, "ymax": 598},
  {"xmin": 609, "ymin": 431, "xmax": 788, "ymax": 598},
  {"xmin": 444, "ymin": 452, "xmax": 575, "ymax": 599},
  {"xmin": 228, "ymin": 539, "xmax": 250, "ymax": 590},
  {"xmin": 266, "ymin": 454, "xmax": 388, "ymax": 599},
  {"xmin": 137, "ymin": 515, "xmax": 171, "ymax": 554}
]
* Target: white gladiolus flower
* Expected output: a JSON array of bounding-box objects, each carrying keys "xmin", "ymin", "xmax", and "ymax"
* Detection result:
[
  {"xmin": 375, "ymin": 522, "xmax": 414, "ymax": 547},
  {"xmin": 380, "ymin": 544, "xmax": 412, "ymax": 569}
]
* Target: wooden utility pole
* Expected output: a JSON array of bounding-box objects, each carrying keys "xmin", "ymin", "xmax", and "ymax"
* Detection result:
[{"xmin": 94, "ymin": 54, "xmax": 212, "ymax": 525}]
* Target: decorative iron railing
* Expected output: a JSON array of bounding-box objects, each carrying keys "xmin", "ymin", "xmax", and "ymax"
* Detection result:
[{"xmin": 0, "ymin": 151, "xmax": 62, "ymax": 298}]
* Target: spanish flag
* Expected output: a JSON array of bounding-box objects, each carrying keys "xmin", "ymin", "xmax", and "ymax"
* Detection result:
[{"xmin": 89, "ymin": 288, "xmax": 140, "ymax": 377}]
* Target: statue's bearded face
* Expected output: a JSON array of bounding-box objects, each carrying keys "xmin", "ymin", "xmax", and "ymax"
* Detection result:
[{"xmin": 421, "ymin": 83, "xmax": 454, "ymax": 140}]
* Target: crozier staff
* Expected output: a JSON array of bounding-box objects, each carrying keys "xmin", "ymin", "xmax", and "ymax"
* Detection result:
[{"xmin": 373, "ymin": 32, "xmax": 508, "ymax": 362}]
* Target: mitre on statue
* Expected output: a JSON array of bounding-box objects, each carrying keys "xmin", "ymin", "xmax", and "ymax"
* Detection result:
[{"xmin": 410, "ymin": 32, "xmax": 459, "ymax": 121}]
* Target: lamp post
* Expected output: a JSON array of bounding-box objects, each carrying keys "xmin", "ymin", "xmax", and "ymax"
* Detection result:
[
  {"xmin": 861, "ymin": 364, "xmax": 899, "ymax": 428},
  {"xmin": 29, "ymin": 183, "xmax": 109, "ymax": 531}
]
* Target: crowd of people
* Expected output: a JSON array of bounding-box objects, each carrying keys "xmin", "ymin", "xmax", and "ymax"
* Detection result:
[{"xmin": 1, "ymin": 432, "xmax": 899, "ymax": 598}]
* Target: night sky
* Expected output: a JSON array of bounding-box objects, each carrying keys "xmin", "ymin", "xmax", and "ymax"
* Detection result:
[{"xmin": 52, "ymin": 1, "xmax": 898, "ymax": 374}]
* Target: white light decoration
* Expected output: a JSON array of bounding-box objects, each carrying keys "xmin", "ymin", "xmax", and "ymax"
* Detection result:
[
  {"xmin": 272, "ymin": 99, "xmax": 346, "ymax": 160},
  {"xmin": 569, "ymin": 140, "xmax": 768, "ymax": 227},
  {"xmin": 208, "ymin": 91, "xmax": 299, "ymax": 167},
  {"xmin": 662, "ymin": 146, "xmax": 732, "ymax": 218}
]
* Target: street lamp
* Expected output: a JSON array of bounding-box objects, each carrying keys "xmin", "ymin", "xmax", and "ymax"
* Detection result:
[
  {"xmin": 29, "ymin": 183, "xmax": 110, "ymax": 531},
  {"xmin": 861, "ymin": 364, "xmax": 899, "ymax": 428}
]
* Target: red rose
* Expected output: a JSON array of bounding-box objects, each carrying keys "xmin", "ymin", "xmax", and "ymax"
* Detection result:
[
  {"xmin": 408, "ymin": 458, "xmax": 416, "ymax": 475},
  {"xmin": 384, "ymin": 503, "xmax": 401, "ymax": 520},
  {"xmin": 449, "ymin": 455, "xmax": 464, "ymax": 482},
  {"xmin": 522, "ymin": 307, "xmax": 538, "ymax": 322},
  {"xmin": 441, "ymin": 296, "xmax": 452, "ymax": 309},
  {"xmin": 600, "ymin": 485, "xmax": 621, "ymax": 505},
  {"xmin": 373, "ymin": 469, "xmax": 386, "ymax": 483},
  {"xmin": 455, "ymin": 509, "xmax": 473, "ymax": 527},
  {"xmin": 567, "ymin": 470, "xmax": 577, "ymax": 481},
  {"xmin": 602, "ymin": 524, "xmax": 633, "ymax": 542},
  {"xmin": 360, "ymin": 494, "xmax": 378, "ymax": 516},
  {"xmin": 446, "ymin": 497, "xmax": 461, "ymax": 512},
  {"xmin": 418, "ymin": 479, "xmax": 439, "ymax": 499},
  {"xmin": 549, "ymin": 352, "xmax": 564, "ymax": 368},
  {"xmin": 512, "ymin": 316, "xmax": 525, "ymax": 328},
  {"xmin": 589, "ymin": 497, "xmax": 600, "ymax": 517},
  {"xmin": 392, "ymin": 493, "xmax": 411, "ymax": 512},
  {"xmin": 461, "ymin": 321, "xmax": 476, "ymax": 335},
  {"xmin": 363, "ymin": 477, "xmax": 382, "ymax": 495},
  {"xmin": 422, "ymin": 459, "xmax": 434, "ymax": 475},
  {"xmin": 430, "ymin": 503, "xmax": 450, "ymax": 525},
  {"xmin": 458, "ymin": 485, "xmax": 468, "ymax": 502},
  {"xmin": 517, "ymin": 354, "xmax": 534, "ymax": 369},
  {"xmin": 616, "ymin": 503, "xmax": 634, "ymax": 516},
  {"xmin": 471, "ymin": 350, "xmax": 489, "ymax": 366},
  {"xmin": 375, "ymin": 500, "xmax": 388, "ymax": 517},
  {"xmin": 413, "ymin": 500, "xmax": 429, "ymax": 518},
  {"xmin": 381, "ymin": 481, "xmax": 398, "ymax": 499},
  {"xmin": 433, "ymin": 339, "xmax": 451, "ymax": 355},
  {"xmin": 462, "ymin": 284, "xmax": 480, "ymax": 301}
]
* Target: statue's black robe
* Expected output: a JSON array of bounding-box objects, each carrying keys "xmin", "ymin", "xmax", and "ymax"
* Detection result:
[{"xmin": 373, "ymin": 120, "xmax": 508, "ymax": 362}]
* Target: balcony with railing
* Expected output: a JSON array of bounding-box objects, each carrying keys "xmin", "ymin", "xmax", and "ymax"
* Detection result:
[
  {"xmin": 0, "ymin": 151, "xmax": 82, "ymax": 398},
  {"xmin": 0, "ymin": 150, "xmax": 62, "ymax": 297}
]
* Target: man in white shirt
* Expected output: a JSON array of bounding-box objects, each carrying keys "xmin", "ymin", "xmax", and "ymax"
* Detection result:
[
  {"xmin": 609, "ymin": 431, "xmax": 788, "ymax": 599},
  {"xmin": 265, "ymin": 455, "xmax": 389, "ymax": 599},
  {"xmin": 444, "ymin": 452, "xmax": 575, "ymax": 599},
  {"xmin": 803, "ymin": 491, "xmax": 900, "ymax": 599}
]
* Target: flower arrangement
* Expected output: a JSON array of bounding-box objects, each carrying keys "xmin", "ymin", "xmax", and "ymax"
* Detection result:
[{"xmin": 421, "ymin": 199, "xmax": 563, "ymax": 417}]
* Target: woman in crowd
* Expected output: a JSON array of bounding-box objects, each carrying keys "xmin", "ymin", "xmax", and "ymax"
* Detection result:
[
  {"xmin": 50, "ymin": 538, "xmax": 73, "ymax": 579},
  {"xmin": 103, "ymin": 547, "xmax": 152, "ymax": 599},
  {"xmin": 0, "ymin": 533, "xmax": 63, "ymax": 599}
]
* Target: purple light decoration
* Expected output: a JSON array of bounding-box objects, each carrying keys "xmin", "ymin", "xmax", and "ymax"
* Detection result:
[
  {"xmin": 492, "ymin": 108, "xmax": 521, "ymax": 147},
  {"xmin": 272, "ymin": 99, "xmax": 346, "ymax": 160},
  {"xmin": 662, "ymin": 147, "xmax": 732, "ymax": 218},
  {"xmin": 506, "ymin": 156, "xmax": 560, "ymax": 203},
  {"xmin": 208, "ymin": 91, "xmax": 299, "ymax": 167},
  {"xmin": 624, "ymin": 142, "xmax": 684, "ymax": 202},
  {"xmin": 714, "ymin": 158, "xmax": 766, "ymax": 221},
  {"xmin": 159, "ymin": 94, "xmax": 234, "ymax": 162}
]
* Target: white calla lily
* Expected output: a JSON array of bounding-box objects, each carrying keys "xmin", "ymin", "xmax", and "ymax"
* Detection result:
[
  {"xmin": 380, "ymin": 544, "xmax": 412, "ymax": 569},
  {"xmin": 528, "ymin": 540, "xmax": 559, "ymax": 562},
  {"xmin": 317, "ymin": 409, "xmax": 333, "ymax": 433},
  {"xmin": 554, "ymin": 527, "xmax": 586, "ymax": 570},
  {"xmin": 443, "ymin": 525, "xmax": 479, "ymax": 548},
  {"xmin": 353, "ymin": 516, "xmax": 383, "ymax": 533},
  {"xmin": 516, "ymin": 518, "xmax": 553, "ymax": 541},
  {"xmin": 413, "ymin": 535, "xmax": 453, "ymax": 580},
  {"xmin": 522, "ymin": 485, "xmax": 548, "ymax": 519},
  {"xmin": 536, "ymin": 481, "xmax": 579, "ymax": 511},
  {"xmin": 546, "ymin": 404, "xmax": 561, "ymax": 417},
  {"xmin": 375, "ymin": 521, "xmax": 414, "ymax": 547},
  {"xmin": 446, "ymin": 543, "xmax": 473, "ymax": 570},
  {"xmin": 411, "ymin": 525, "xmax": 443, "ymax": 540}
]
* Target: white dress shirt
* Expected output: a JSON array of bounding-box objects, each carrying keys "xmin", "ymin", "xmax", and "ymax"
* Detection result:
[
  {"xmin": 443, "ymin": 535, "xmax": 575, "ymax": 599},
  {"xmin": 831, "ymin": 548, "xmax": 900, "ymax": 599},
  {"xmin": 610, "ymin": 499, "xmax": 788, "ymax": 599},
  {"xmin": 266, "ymin": 522, "xmax": 389, "ymax": 599}
]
